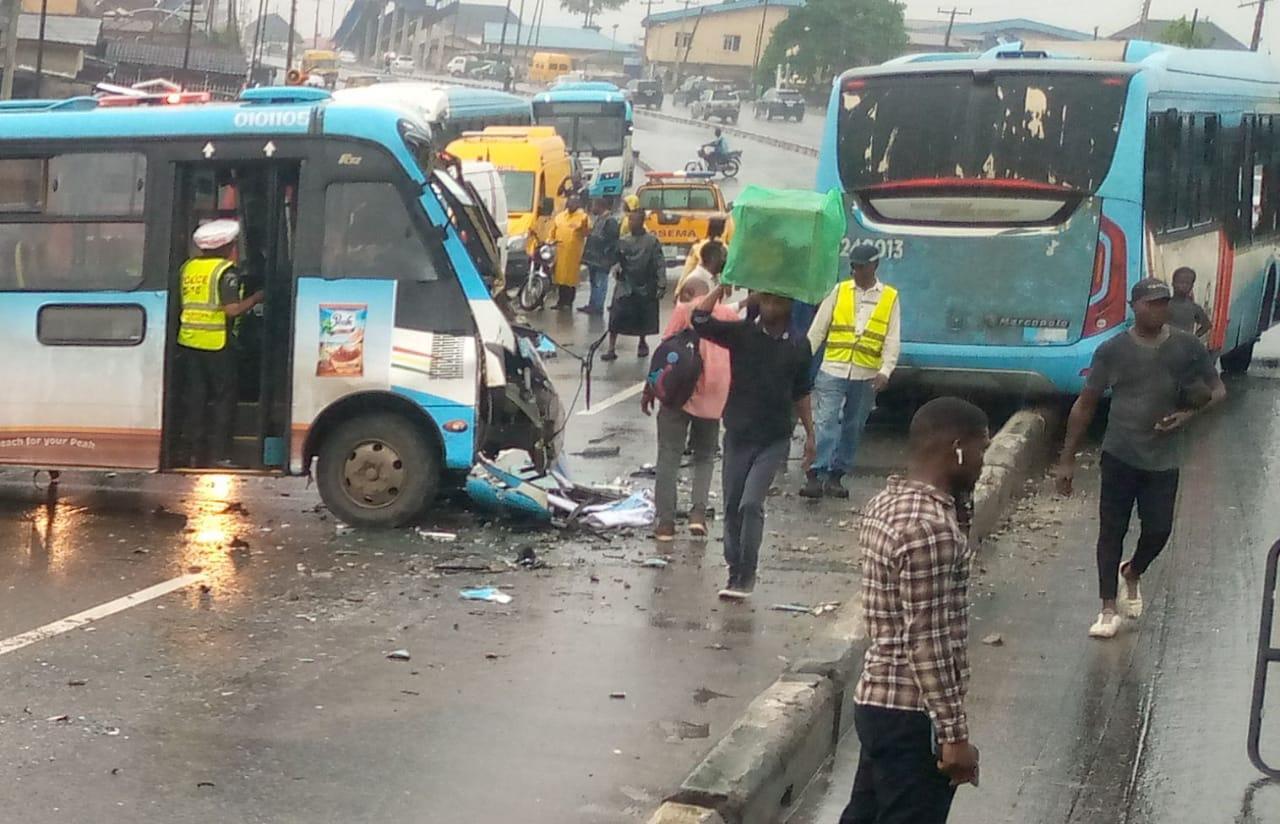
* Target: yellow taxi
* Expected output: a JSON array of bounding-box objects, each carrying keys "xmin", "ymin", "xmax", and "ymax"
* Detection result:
[{"xmin": 636, "ymin": 171, "xmax": 733, "ymax": 266}]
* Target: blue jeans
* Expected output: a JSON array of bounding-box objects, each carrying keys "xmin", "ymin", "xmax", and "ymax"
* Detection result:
[
  {"xmin": 812, "ymin": 370, "xmax": 876, "ymax": 478},
  {"xmin": 585, "ymin": 264, "xmax": 610, "ymax": 311}
]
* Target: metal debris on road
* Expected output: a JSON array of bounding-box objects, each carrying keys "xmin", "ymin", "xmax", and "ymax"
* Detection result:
[
  {"xmin": 660, "ymin": 720, "xmax": 711, "ymax": 741},
  {"xmin": 386, "ymin": 649, "xmax": 412, "ymax": 661},
  {"xmin": 609, "ymin": 691, "xmax": 627, "ymax": 699},
  {"xmin": 435, "ymin": 560, "xmax": 498, "ymax": 573},
  {"xmin": 46, "ymin": 714, "xmax": 69, "ymax": 722},
  {"xmin": 417, "ymin": 529, "xmax": 458, "ymax": 542},
  {"xmin": 770, "ymin": 603, "xmax": 814, "ymax": 614},
  {"xmin": 692, "ymin": 687, "xmax": 732, "ymax": 705},
  {"xmin": 638, "ymin": 557, "xmax": 669, "ymax": 568},
  {"xmin": 67, "ymin": 679, "xmax": 87, "ymax": 687},
  {"xmin": 982, "ymin": 633, "xmax": 1005, "ymax": 646},
  {"xmin": 459, "ymin": 586, "xmax": 513, "ymax": 604},
  {"xmin": 573, "ymin": 445, "xmax": 622, "ymax": 459}
]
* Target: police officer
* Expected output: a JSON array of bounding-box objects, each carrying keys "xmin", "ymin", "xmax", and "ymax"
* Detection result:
[{"xmin": 175, "ymin": 220, "xmax": 264, "ymax": 468}]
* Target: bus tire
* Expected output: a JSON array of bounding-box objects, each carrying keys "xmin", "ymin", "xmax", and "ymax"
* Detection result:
[
  {"xmin": 316, "ymin": 412, "xmax": 440, "ymax": 528},
  {"xmin": 1220, "ymin": 342, "xmax": 1255, "ymax": 376}
]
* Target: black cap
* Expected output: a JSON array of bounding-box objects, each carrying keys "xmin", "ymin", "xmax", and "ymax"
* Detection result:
[
  {"xmin": 849, "ymin": 244, "xmax": 882, "ymax": 266},
  {"xmin": 1130, "ymin": 277, "xmax": 1172, "ymax": 303}
]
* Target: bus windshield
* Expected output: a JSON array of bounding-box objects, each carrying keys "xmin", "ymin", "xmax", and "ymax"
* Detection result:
[
  {"xmin": 499, "ymin": 170, "xmax": 536, "ymax": 212},
  {"xmin": 533, "ymin": 101, "xmax": 627, "ymax": 155},
  {"xmin": 837, "ymin": 71, "xmax": 1129, "ymax": 193}
]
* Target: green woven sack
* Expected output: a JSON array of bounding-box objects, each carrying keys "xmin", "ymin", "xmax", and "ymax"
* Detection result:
[{"xmin": 721, "ymin": 186, "xmax": 846, "ymax": 305}]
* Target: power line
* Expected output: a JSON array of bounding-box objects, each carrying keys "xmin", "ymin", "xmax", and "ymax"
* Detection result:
[{"xmin": 937, "ymin": 6, "xmax": 971, "ymax": 50}]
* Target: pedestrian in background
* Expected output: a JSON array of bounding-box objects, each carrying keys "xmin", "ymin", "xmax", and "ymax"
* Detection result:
[
  {"xmin": 691, "ymin": 284, "xmax": 816, "ymax": 600},
  {"xmin": 548, "ymin": 193, "xmax": 589, "ymax": 310},
  {"xmin": 643, "ymin": 245, "xmax": 735, "ymax": 542},
  {"xmin": 1054, "ymin": 278, "xmax": 1225, "ymax": 639},
  {"xmin": 682, "ymin": 215, "xmax": 728, "ymax": 281},
  {"xmin": 840, "ymin": 396, "xmax": 989, "ymax": 824},
  {"xmin": 1169, "ymin": 266, "xmax": 1213, "ymax": 341},
  {"xmin": 602, "ymin": 208, "xmax": 666, "ymax": 361},
  {"xmin": 801, "ymin": 245, "xmax": 901, "ymax": 499},
  {"xmin": 579, "ymin": 196, "xmax": 619, "ymax": 316},
  {"xmin": 674, "ymin": 235, "xmax": 726, "ymax": 301}
]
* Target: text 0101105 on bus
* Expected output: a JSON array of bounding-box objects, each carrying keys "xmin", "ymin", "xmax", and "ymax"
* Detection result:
[
  {"xmin": 532, "ymin": 82, "xmax": 634, "ymax": 198},
  {"xmin": 0, "ymin": 84, "xmax": 564, "ymax": 528},
  {"xmin": 815, "ymin": 40, "xmax": 1280, "ymax": 394}
]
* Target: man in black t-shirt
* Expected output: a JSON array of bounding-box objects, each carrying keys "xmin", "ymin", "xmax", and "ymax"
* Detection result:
[
  {"xmin": 692, "ymin": 284, "xmax": 816, "ymax": 599},
  {"xmin": 1054, "ymin": 278, "xmax": 1225, "ymax": 639}
]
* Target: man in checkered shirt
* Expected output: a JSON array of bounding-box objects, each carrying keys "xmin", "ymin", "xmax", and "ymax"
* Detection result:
[{"xmin": 839, "ymin": 397, "xmax": 990, "ymax": 824}]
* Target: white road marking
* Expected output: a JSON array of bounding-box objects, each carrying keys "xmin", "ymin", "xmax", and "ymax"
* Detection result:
[
  {"xmin": 0, "ymin": 573, "xmax": 204, "ymax": 657},
  {"xmin": 577, "ymin": 381, "xmax": 644, "ymax": 416}
]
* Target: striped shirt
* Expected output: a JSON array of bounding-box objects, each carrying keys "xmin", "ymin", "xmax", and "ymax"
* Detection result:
[{"xmin": 854, "ymin": 476, "xmax": 972, "ymax": 743}]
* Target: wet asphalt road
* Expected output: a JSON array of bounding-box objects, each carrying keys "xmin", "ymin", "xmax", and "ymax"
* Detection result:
[
  {"xmin": 0, "ymin": 128, "xmax": 855, "ymax": 822},
  {"xmin": 789, "ymin": 330, "xmax": 1280, "ymax": 824}
]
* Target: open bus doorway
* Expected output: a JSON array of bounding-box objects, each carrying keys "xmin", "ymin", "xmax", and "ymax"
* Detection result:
[{"xmin": 162, "ymin": 161, "xmax": 299, "ymax": 471}]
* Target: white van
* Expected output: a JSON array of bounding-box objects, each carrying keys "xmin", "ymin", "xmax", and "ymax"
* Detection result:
[{"xmin": 460, "ymin": 160, "xmax": 510, "ymax": 278}]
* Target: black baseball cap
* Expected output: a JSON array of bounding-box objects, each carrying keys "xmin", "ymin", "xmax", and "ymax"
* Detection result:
[
  {"xmin": 849, "ymin": 244, "xmax": 882, "ymax": 266},
  {"xmin": 1130, "ymin": 277, "xmax": 1172, "ymax": 303}
]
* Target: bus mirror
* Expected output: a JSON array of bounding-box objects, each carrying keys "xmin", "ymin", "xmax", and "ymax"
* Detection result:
[{"xmin": 539, "ymin": 196, "xmax": 555, "ymax": 216}]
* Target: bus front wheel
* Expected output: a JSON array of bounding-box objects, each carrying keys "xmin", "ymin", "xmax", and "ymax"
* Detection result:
[
  {"xmin": 1220, "ymin": 342, "xmax": 1255, "ymax": 376},
  {"xmin": 316, "ymin": 412, "xmax": 440, "ymax": 528}
]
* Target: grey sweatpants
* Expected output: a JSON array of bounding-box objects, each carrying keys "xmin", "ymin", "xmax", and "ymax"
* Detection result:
[
  {"xmin": 721, "ymin": 431, "xmax": 790, "ymax": 586},
  {"xmin": 655, "ymin": 405, "xmax": 720, "ymax": 524}
]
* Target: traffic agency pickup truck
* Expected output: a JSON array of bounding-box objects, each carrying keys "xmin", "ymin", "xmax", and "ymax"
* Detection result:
[{"xmin": 636, "ymin": 171, "xmax": 733, "ymax": 266}]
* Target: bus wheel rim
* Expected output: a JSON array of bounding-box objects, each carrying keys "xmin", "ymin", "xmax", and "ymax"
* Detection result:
[{"xmin": 342, "ymin": 440, "xmax": 407, "ymax": 509}]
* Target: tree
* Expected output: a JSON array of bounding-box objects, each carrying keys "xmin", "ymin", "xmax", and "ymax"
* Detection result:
[
  {"xmin": 559, "ymin": 0, "xmax": 628, "ymax": 29},
  {"xmin": 756, "ymin": 0, "xmax": 907, "ymax": 91},
  {"xmin": 1158, "ymin": 16, "xmax": 1208, "ymax": 49}
]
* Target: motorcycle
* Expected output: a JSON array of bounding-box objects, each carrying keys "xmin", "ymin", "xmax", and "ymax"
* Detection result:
[
  {"xmin": 686, "ymin": 146, "xmax": 742, "ymax": 179},
  {"xmin": 513, "ymin": 242, "xmax": 555, "ymax": 312}
]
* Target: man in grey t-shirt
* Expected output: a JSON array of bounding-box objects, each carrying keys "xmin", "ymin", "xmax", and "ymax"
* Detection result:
[{"xmin": 1054, "ymin": 278, "xmax": 1225, "ymax": 639}]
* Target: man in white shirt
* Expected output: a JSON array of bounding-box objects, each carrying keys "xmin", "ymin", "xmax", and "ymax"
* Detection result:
[{"xmin": 801, "ymin": 245, "xmax": 901, "ymax": 499}]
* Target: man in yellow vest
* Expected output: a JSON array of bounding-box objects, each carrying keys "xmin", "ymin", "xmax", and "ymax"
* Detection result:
[
  {"xmin": 175, "ymin": 219, "xmax": 264, "ymax": 468},
  {"xmin": 801, "ymin": 244, "xmax": 901, "ymax": 499}
]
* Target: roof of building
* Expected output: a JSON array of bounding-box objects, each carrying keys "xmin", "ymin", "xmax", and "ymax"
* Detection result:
[
  {"xmin": 482, "ymin": 22, "xmax": 635, "ymax": 54},
  {"xmin": 904, "ymin": 17, "xmax": 1093, "ymax": 42},
  {"xmin": 645, "ymin": 0, "xmax": 803, "ymax": 27},
  {"xmin": 9, "ymin": 13, "xmax": 101, "ymax": 47},
  {"xmin": 104, "ymin": 40, "xmax": 247, "ymax": 74},
  {"xmin": 446, "ymin": 2, "xmax": 519, "ymax": 40},
  {"xmin": 1111, "ymin": 19, "xmax": 1248, "ymax": 51}
]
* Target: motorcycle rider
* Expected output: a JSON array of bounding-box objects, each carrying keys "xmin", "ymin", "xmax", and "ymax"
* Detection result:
[{"xmin": 701, "ymin": 128, "xmax": 730, "ymax": 170}]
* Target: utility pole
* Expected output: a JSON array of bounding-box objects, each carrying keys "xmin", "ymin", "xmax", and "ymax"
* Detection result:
[
  {"xmin": 34, "ymin": 0, "xmax": 49, "ymax": 96},
  {"xmin": 183, "ymin": 0, "xmax": 197, "ymax": 70},
  {"xmin": 313, "ymin": 0, "xmax": 320, "ymax": 47},
  {"xmin": 1242, "ymin": 0, "xmax": 1268, "ymax": 51},
  {"xmin": 285, "ymin": 0, "xmax": 298, "ymax": 70},
  {"xmin": 513, "ymin": 0, "xmax": 525, "ymax": 60},
  {"xmin": 1137, "ymin": 0, "xmax": 1152, "ymax": 40},
  {"xmin": 750, "ymin": 0, "xmax": 768, "ymax": 91},
  {"xmin": 1189, "ymin": 7, "xmax": 1199, "ymax": 44},
  {"xmin": 641, "ymin": 0, "xmax": 663, "ymax": 77},
  {"xmin": 1, "ymin": 0, "xmax": 19, "ymax": 99},
  {"xmin": 937, "ymin": 6, "xmax": 971, "ymax": 50},
  {"xmin": 497, "ymin": 0, "xmax": 512, "ymax": 55}
]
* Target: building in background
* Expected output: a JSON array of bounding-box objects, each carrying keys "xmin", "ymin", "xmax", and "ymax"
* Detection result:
[
  {"xmin": 1110, "ymin": 19, "xmax": 1247, "ymax": 50},
  {"xmin": 103, "ymin": 40, "xmax": 247, "ymax": 97},
  {"xmin": 335, "ymin": 0, "xmax": 518, "ymax": 69},
  {"xmin": 241, "ymin": 11, "xmax": 303, "ymax": 57},
  {"xmin": 481, "ymin": 22, "xmax": 635, "ymax": 71},
  {"xmin": 902, "ymin": 17, "xmax": 1093, "ymax": 53},
  {"xmin": 642, "ymin": 0, "xmax": 800, "ymax": 86},
  {"xmin": 0, "ymin": 0, "xmax": 105, "ymax": 97}
]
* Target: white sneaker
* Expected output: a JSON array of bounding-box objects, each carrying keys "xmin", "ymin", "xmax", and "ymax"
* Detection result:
[
  {"xmin": 1089, "ymin": 611, "xmax": 1123, "ymax": 639},
  {"xmin": 1118, "ymin": 563, "xmax": 1143, "ymax": 618}
]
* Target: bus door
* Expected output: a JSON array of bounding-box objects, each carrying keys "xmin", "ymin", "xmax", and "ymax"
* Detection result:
[
  {"xmin": 0, "ymin": 150, "xmax": 161, "ymax": 471},
  {"xmin": 163, "ymin": 159, "xmax": 300, "ymax": 471}
]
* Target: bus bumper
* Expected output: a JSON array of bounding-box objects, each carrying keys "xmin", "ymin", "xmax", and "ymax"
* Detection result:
[{"xmin": 893, "ymin": 334, "xmax": 1118, "ymax": 396}]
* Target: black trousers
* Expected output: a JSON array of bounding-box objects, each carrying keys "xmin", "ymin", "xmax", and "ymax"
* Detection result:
[
  {"xmin": 176, "ymin": 345, "xmax": 235, "ymax": 465},
  {"xmin": 1096, "ymin": 451, "xmax": 1179, "ymax": 600},
  {"xmin": 841, "ymin": 704, "xmax": 957, "ymax": 824}
]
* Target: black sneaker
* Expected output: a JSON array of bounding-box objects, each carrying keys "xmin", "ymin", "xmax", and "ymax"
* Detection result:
[
  {"xmin": 824, "ymin": 476, "xmax": 850, "ymax": 499},
  {"xmin": 600, "ymin": 350, "xmax": 618, "ymax": 362},
  {"xmin": 637, "ymin": 341, "xmax": 650, "ymax": 358},
  {"xmin": 799, "ymin": 472, "xmax": 824, "ymax": 499}
]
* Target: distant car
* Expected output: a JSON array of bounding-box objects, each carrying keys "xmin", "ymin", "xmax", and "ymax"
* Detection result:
[
  {"xmin": 338, "ymin": 50, "xmax": 357, "ymax": 65},
  {"xmin": 393, "ymin": 55, "xmax": 415, "ymax": 73},
  {"xmin": 754, "ymin": 87, "xmax": 806, "ymax": 122},
  {"xmin": 691, "ymin": 88, "xmax": 740, "ymax": 124},
  {"xmin": 673, "ymin": 76, "xmax": 709, "ymax": 107},
  {"xmin": 625, "ymin": 78, "xmax": 663, "ymax": 108}
]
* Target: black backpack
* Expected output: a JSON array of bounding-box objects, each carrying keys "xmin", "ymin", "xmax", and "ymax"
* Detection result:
[{"xmin": 647, "ymin": 328, "xmax": 704, "ymax": 409}]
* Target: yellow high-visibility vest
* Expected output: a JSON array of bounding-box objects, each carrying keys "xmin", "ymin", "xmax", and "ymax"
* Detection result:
[
  {"xmin": 177, "ymin": 257, "xmax": 233, "ymax": 351},
  {"xmin": 825, "ymin": 281, "xmax": 898, "ymax": 369}
]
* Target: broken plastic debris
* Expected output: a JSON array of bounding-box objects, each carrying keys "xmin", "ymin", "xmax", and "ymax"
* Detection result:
[
  {"xmin": 609, "ymin": 691, "xmax": 627, "ymax": 699},
  {"xmin": 387, "ymin": 649, "xmax": 412, "ymax": 661},
  {"xmin": 770, "ymin": 603, "xmax": 813, "ymax": 614},
  {"xmin": 982, "ymin": 633, "xmax": 1004, "ymax": 646},
  {"xmin": 638, "ymin": 557, "xmax": 669, "ymax": 568},
  {"xmin": 416, "ymin": 529, "xmax": 457, "ymax": 542},
  {"xmin": 459, "ymin": 586, "xmax": 513, "ymax": 605}
]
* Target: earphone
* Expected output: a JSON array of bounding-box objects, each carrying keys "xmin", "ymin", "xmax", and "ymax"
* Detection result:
[{"xmin": 955, "ymin": 447, "xmax": 964, "ymax": 465}]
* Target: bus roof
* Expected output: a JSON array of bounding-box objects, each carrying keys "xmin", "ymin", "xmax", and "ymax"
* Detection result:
[
  {"xmin": 334, "ymin": 81, "xmax": 530, "ymax": 122},
  {"xmin": 0, "ymin": 86, "xmax": 421, "ymax": 147},
  {"xmin": 533, "ymin": 85, "xmax": 627, "ymax": 105}
]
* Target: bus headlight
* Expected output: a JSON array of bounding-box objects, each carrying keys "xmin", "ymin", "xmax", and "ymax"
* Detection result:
[{"xmin": 600, "ymin": 172, "xmax": 621, "ymax": 180}]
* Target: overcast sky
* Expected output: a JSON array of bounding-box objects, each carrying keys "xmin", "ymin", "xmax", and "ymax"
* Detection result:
[{"xmin": 285, "ymin": 0, "xmax": 1272, "ymax": 59}]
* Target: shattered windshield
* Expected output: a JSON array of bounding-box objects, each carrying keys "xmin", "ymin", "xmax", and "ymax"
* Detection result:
[{"xmin": 837, "ymin": 71, "xmax": 1129, "ymax": 192}]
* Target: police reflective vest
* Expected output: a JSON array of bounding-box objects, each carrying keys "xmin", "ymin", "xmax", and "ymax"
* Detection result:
[
  {"xmin": 177, "ymin": 257, "xmax": 234, "ymax": 351},
  {"xmin": 825, "ymin": 281, "xmax": 898, "ymax": 369}
]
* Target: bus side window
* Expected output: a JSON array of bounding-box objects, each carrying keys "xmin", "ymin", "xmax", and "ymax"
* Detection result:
[{"xmin": 321, "ymin": 182, "xmax": 438, "ymax": 281}]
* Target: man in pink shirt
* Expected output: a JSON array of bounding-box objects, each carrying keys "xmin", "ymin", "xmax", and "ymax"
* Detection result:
[{"xmin": 643, "ymin": 241, "xmax": 735, "ymax": 541}]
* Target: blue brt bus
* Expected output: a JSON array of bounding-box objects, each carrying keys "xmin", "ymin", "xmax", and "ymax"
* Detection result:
[
  {"xmin": 817, "ymin": 41, "xmax": 1280, "ymax": 393},
  {"xmin": 0, "ymin": 85, "xmax": 562, "ymax": 527},
  {"xmin": 532, "ymin": 82, "xmax": 634, "ymax": 197}
]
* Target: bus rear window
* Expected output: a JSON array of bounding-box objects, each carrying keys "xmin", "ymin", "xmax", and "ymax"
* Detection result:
[{"xmin": 837, "ymin": 72, "xmax": 1129, "ymax": 193}]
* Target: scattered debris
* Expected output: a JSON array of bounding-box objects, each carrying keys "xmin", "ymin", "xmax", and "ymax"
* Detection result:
[
  {"xmin": 221, "ymin": 502, "xmax": 248, "ymax": 515},
  {"xmin": 46, "ymin": 714, "xmax": 69, "ymax": 723},
  {"xmin": 334, "ymin": 523, "xmax": 354, "ymax": 536},
  {"xmin": 982, "ymin": 633, "xmax": 1004, "ymax": 647},
  {"xmin": 638, "ymin": 557, "xmax": 669, "ymax": 569},
  {"xmin": 459, "ymin": 587, "xmax": 513, "ymax": 605},
  {"xmin": 692, "ymin": 687, "xmax": 731, "ymax": 705},
  {"xmin": 67, "ymin": 679, "xmax": 87, "ymax": 687},
  {"xmin": 484, "ymin": 652, "xmax": 506, "ymax": 660},
  {"xmin": 572, "ymin": 445, "xmax": 622, "ymax": 459},
  {"xmin": 812, "ymin": 602, "xmax": 840, "ymax": 616},
  {"xmin": 416, "ymin": 529, "xmax": 457, "ymax": 542},
  {"xmin": 770, "ymin": 603, "xmax": 814, "ymax": 614},
  {"xmin": 228, "ymin": 537, "xmax": 250, "ymax": 550},
  {"xmin": 435, "ymin": 560, "xmax": 496, "ymax": 573},
  {"xmin": 401, "ymin": 690, "xmax": 421, "ymax": 696},
  {"xmin": 196, "ymin": 781, "xmax": 216, "ymax": 789},
  {"xmin": 386, "ymin": 649, "xmax": 412, "ymax": 661},
  {"xmin": 660, "ymin": 720, "xmax": 711, "ymax": 741},
  {"xmin": 609, "ymin": 691, "xmax": 627, "ymax": 699},
  {"xmin": 515, "ymin": 545, "xmax": 546, "ymax": 569}
]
